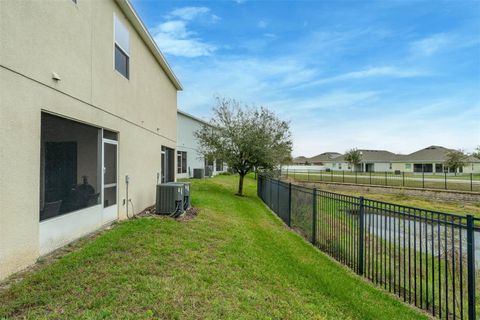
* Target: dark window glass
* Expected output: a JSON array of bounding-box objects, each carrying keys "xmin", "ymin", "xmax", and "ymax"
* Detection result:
[
  {"xmin": 182, "ymin": 152, "xmax": 187, "ymax": 173},
  {"xmin": 162, "ymin": 146, "xmax": 175, "ymax": 183},
  {"xmin": 103, "ymin": 129, "xmax": 118, "ymax": 141},
  {"xmin": 177, "ymin": 152, "xmax": 182, "ymax": 174},
  {"xmin": 177, "ymin": 151, "xmax": 187, "ymax": 174},
  {"xmin": 40, "ymin": 113, "xmax": 101, "ymax": 221},
  {"xmin": 115, "ymin": 44, "xmax": 129, "ymax": 79},
  {"xmin": 216, "ymin": 160, "xmax": 223, "ymax": 172}
]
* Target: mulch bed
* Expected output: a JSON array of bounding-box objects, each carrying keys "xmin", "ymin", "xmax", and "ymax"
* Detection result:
[{"xmin": 136, "ymin": 206, "xmax": 200, "ymax": 221}]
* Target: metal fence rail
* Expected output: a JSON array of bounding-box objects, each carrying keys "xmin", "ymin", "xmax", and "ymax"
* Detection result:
[
  {"xmin": 258, "ymin": 174, "xmax": 478, "ymax": 319},
  {"xmin": 282, "ymin": 168, "xmax": 480, "ymax": 192}
]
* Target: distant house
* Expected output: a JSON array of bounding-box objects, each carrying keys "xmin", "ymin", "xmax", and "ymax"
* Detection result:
[
  {"xmin": 308, "ymin": 152, "xmax": 342, "ymax": 165},
  {"xmin": 177, "ymin": 110, "xmax": 228, "ymax": 178},
  {"xmin": 292, "ymin": 156, "xmax": 309, "ymax": 165},
  {"xmin": 392, "ymin": 146, "xmax": 480, "ymax": 174},
  {"xmin": 325, "ymin": 150, "xmax": 398, "ymax": 172},
  {"xmin": 320, "ymin": 146, "xmax": 480, "ymax": 174}
]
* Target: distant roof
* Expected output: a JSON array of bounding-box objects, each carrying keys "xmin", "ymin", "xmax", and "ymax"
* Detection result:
[
  {"xmin": 292, "ymin": 156, "xmax": 308, "ymax": 164},
  {"xmin": 116, "ymin": 0, "xmax": 182, "ymax": 90},
  {"xmin": 309, "ymin": 152, "xmax": 342, "ymax": 163},
  {"xmin": 400, "ymin": 145, "xmax": 479, "ymax": 162},
  {"xmin": 334, "ymin": 149, "xmax": 398, "ymax": 162},
  {"xmin": 177, "ymin": 109, "xmax": 212, "ymax": 127},
  {"xmin": 322, "ymin": 146, "xmax": 480, "ymax": 163}
]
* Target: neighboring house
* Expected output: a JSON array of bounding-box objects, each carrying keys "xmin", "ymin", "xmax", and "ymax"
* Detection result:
[
  {"xmin": 0, "ymin": 0, "xmax": 182, "ymax": 280},
  {"xmin": 177, "ymin": 110, "xmax": 228, "ymax": 179},
  {"xmin": 392, "ymin": 146, "xmax": 480, "ymax": 174},
  {"xmin": 292, "ymin": 156, "xmax": 309, "ymax": 165},
  {"xmin": 314, "ymin": 146, "xmax": 480, "ymax": 173},
  {"xmin": 325, "ymin": 150, "xmax": 398, "ymax": 172},
  {"xmin": 308, "ymin": 152, "xmax": 342, "ymax": 165}
]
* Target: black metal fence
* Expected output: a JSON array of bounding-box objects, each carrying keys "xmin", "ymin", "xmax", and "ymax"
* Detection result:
[
  {"xmin": 282, "ymin": 168, "xmax": 480, "ymax": 192},
  {"xmin": 258, "ymin": 174, "xmax": 479, "ymax": 319}
]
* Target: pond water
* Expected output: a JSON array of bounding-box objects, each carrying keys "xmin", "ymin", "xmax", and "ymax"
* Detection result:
[{"xmin": 363, "ymin": 213, "xmax": 480, "ymax": 269}]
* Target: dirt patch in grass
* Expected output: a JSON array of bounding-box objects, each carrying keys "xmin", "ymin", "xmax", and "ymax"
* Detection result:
[{"xmin": 137, "ymin": 205, "xmax": 201, "ymax": 221}]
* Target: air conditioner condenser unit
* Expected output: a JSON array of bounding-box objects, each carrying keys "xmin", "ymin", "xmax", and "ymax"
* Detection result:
[{"xmin": 155, "ymin": 183, "xmax": 184, "ymax": 216}]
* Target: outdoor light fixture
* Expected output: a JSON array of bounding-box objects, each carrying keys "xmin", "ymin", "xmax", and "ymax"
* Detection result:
[{"xmin": 51, "ymin": 72, "xmax": 61, "ymax": 81}]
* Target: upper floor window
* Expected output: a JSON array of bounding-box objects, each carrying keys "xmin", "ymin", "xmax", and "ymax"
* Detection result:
[{"xmin": 114, "ymin": 14, "xmax": 130, "ymax": 79}]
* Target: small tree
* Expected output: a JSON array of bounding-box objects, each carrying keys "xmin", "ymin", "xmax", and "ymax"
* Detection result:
[
  {"xmin": 344, "ymin": 148, "xmax": 362, "ymax": 172},
  {"xmin": 473, "ymin": 146, "xmax": 480, "ymax": 160},
  {"xmin": 444, "ymin": 150, "xmax": 468, "ymax": 175},
  {"xmin": 195, "ymin": 97, "xmax": 292, "ymax": 196}
]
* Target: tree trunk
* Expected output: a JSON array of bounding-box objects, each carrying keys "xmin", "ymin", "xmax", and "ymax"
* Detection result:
[{"xmin": 237, "ymin": 173, "xmax": 245, "ymax": 196}]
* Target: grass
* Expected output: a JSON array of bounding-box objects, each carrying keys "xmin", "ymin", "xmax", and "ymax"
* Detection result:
[
  {"xmin": 314, "ymin": 186, "xmax": 480, "ymax": 218},
  {"xmin": 287, "ymin": 171, "xmax": 480, "ymax": 192},
  {"xmin": 0, "ymin": 175, "xmax": 427, "ymax": 319}
]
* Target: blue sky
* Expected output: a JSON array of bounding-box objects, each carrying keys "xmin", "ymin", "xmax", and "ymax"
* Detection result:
[{"xmin": 131, "ymin": 0, "xmax": 480, "ymax": 157}]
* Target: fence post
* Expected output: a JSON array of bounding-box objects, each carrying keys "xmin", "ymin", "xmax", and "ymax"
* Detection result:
[
  {"xmin": 343, "ymin": 170, "xmax": 345, "ymax": 183},
  {"xmin": 358, "ymin": 196, "xmax": 365, "ymax": 276},
  {"xmin": 467, "ymin": 215, "xmax": 476, "ymax": 319},
  {"xmin": 294, "ymin": 168, "xmax": 296, "ymax": 180},
  {"xmin": 331, "ymin": 170, "xmax": 333, "ymax": 182},
  {"xmin": 384, "ymin": 171, "xmax": 387, "ymax": 186},
  {"xmin": 370, "ymin": 171, "xmax": 372, "ymax": 185},
  {"xmin": 277, "ymin": 178, "xmax": 280, "ymax": 214},
  {"xmin": 422, "ymin": 168, "xmax": 425, "ymax": 188},
  {"xmin": 402, "ymin": 171, "xmax": 405, "ymax": 187},
  {"xmin": 288, "ymin": 183, "xmax": 292, "ymax": 227},
  {"xmin": 444, "ymin": 172, "xmax": 447, "ymax": 190},
  {"xmin": 257, "ymin": 175, "xmax": 261, "ymax": 198},
  {"xmin": 312, "ymin": 188, "xmax": 317, "ymax": 245},
  {"xmin": 471, "ymin": 173, "xmax": 473, "ymax": 192}
]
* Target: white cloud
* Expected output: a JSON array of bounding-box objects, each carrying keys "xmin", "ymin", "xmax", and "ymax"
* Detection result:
[
  {"xmin": 168, "ymin": 7, "xmax": 218, "ymax": 22},
  {"xmin": 296, "ymin": 66, "xmax": 428, "ymax": 89},
  {"xmin": 291, "ymin": 100, "xmax": 480, "ymax": 157},
  {"xmin": 410, "ymin": 33, "xmax": 451, "ymax": 56},
  {"xmin": 258, "ymin": 20, "xmax": 268, "ymax": 28},
  {"xmin": 152, "ymin": 7, "xmax": 217, "ymax": 57}
]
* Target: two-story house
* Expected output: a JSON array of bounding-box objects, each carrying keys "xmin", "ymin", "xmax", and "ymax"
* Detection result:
[{"xmin": 0, "ymin": 0, "xmax": 182, "ymax": 280}]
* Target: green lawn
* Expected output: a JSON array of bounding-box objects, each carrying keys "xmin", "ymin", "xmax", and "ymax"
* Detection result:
[
  {"xmin": 286, "ymin": 171, "xmax": 480, "ymax": 192},
  {"xmin": 313, "ymin": 186, "xmax": 480, "ymax": 218},
  {"xmin": 0, "ymin": 175, "xmax": 426, "ymax": 319}
]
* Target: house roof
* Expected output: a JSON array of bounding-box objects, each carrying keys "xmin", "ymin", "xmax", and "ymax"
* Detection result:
[
  {"xmin": 398, "ymin": 145, "xmax": 480, "ymax": 163},
  {"xmin": 177, "ymin": 109, "xmax": 212, "ymax": 127},
  {"xmin": 309, "ymin": 152, "xmax": 342, "ymax": 163},
  {"xmin": 115, "ymin": 0, "xmax": 183, "ymax": 90},
  {"xmin": 323, "ymin": 146, "xmax": 480, "ymax": 163},
  {"xmin": 333, "ymin": 149, "xmax": 398, "ymax": 162},
  {"xmin": 292, "ymin": 156, "xmax": 308, "ymax": 164}
]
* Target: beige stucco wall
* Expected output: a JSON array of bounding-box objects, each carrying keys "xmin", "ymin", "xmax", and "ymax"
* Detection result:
[{"xmin": 0, "ymin": 0, "xmax": 178, "ymax": 280}]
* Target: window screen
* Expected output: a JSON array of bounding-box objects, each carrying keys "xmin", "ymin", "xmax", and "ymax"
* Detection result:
[{"xmin": 40, "ymin": 113, "xmax": 101, "ymax": 221}]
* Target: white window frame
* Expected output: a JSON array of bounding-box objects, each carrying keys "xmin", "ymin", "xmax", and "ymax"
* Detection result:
[{"xmin": 113, "ymin": 13, "xmax": 130, "ymax": 79}]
